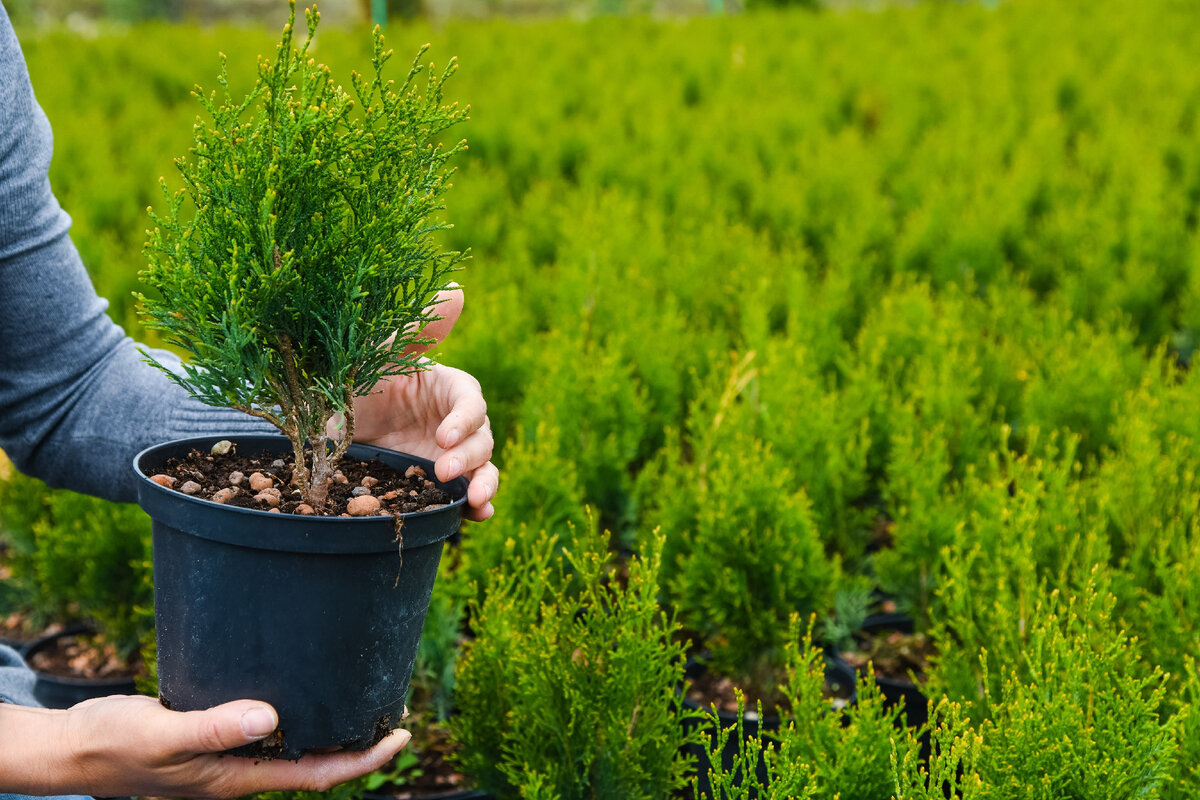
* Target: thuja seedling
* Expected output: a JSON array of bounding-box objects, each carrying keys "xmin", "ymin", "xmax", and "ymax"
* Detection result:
[{"xmin": 137, "ymin": 1, "xmax": 468, "ymax": 510}]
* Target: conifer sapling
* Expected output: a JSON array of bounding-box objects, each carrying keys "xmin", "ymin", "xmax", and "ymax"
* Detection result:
[{"xmin": 137, "ymin": 2, "xmax": 468, "ymax": 511}]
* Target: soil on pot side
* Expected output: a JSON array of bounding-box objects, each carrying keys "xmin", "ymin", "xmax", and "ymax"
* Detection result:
[
  {"xmin": 27, "ymin": 632, "xmax": 141, "ymax": 680},
  {"xmin": 152, "ymin": 446, "xmax": 451, "ymax": 518}
]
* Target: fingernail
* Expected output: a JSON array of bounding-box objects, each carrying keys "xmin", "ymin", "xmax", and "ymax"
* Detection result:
[
  {"xmin": 447, "ymin": 457, "xmax": 463, "ymax": 478},
  {"xmin": 397, "ymin": 729, "xmax": 413, "ymax": 748},
  {"xmin": 241, "ymin": 707, "xmax": 277, "ymax": 738},
  {"xmin": 444, "ymin": 428, "xmax": 462, "ymax": 448}
]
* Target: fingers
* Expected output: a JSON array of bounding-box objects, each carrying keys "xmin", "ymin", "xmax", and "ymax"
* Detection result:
[
  {"xmin": 463, "ymin": 460, "xmax": 498, "ymax": 522},
  {"xmin": 229, "ymin": 728, "xmax": 412, "ymax": 795},
  {"xmin": 434, "ymin": 370, "xmax": 488, "ymax": 453},
  {"xmin": 435, "ymin": 425, "xmax": 492, "ymax": 484},
  {"xmin": 166, "ymin": 699, "xmax": 281, "ymax": 756},
  {"xmin": 403, "ymin": 284, "xmax": 463, "ymax": 357}
]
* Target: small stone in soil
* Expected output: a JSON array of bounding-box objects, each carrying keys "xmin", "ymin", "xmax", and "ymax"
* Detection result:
[
  {"xmin": 212, "ymin": 487, "xmax": 239, "ymax": 504},
  {"xmin": 180, "ymin": 480, "xmax": 201, "ymax": 495},
  {"xmin": 229, "ymin": 471, "xmax": 244, "ymax": 486},
  {"xmin": 248, "ymin": 472, "xmax": 273, "ymax": 491},
  {"xmin": 405, "ymin": 465, "xmax": 426, "ymax": 479},
  {"xmin": 351, "ymin": 486, "xmax": 371, "ymax": 497},
  {"xmin": 347, "ymin": 495, "xmax": 381, "ymax": 516},
  {"xmin": 272, "ymin": 459, "xmax": 286, "ymax": 469},
  {"xmin": 381, "ymin": 491, "xmax": 399, "ymax": 500},
  {"xmin": 210, "ymin": 440, "xmax": 235, "ymax": 456},
  {"xmin": 254, "ymin": 492, "xmax": 280, "ymax": 507},
  {"xmin": 296, "ymin": 504, "xmax": 315, "ymax": 515},
  {"xmin": 333, "ymin": 471, "xmax": 349, "ymax": 484},
  {"xmin": 149, "ymin": 474, "xmax": 176, "ymax": 488},
  {"xmin": 361, "ymin": 476, "xmax": 379, "ymax": 488}
]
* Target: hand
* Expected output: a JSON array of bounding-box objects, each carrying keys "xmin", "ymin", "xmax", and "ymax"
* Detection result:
[
  {"xmin": 352, "ymin": 285, "xmax": 498, "ymax": 522},
  {"xmin": 0, "ymin": 695, "xmax": 410, "ymax": 799}
]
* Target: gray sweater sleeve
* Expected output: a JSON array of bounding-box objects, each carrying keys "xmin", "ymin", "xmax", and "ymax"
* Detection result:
[{"xmin": 0, "ymin": 5, "xmax": 272, "ymax": 503}]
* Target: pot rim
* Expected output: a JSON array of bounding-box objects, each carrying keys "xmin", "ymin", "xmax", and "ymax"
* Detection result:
[{"xmin": 134, "ymin": 435, "xmax": 468, "ymax": 554}]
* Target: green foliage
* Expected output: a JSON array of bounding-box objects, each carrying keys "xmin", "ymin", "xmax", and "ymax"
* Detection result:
[
  {"xmin": 696, "ymin": 616, "xmax": 914, "ymax": 799},
  {"xmin": 136, "ymin": 2, "xmax": 466, "ymax": 507},
  {"xmin": 972, "ymin": 587, "xmax": 1176, "ymax": 799},
  {"xmin": 455, "ymin": 421, "xmax": 593, "ymax": 598},
  {"xmin": 16, "ymin": 1, "xmax": 1200, "ymax": 791},
  {"xmin": 646, "ymin": 354, "xmax": 839, "ymax": 700},
  {"xmin": 890, "ymin": 701, "xmax": 983, "ymax": 800},
  {"xmin": 452, "ymin": 525, "xmax": 695, "ymax": 800},
  {"xmin": 0, "ymin": 469, "xmax": 152, "ymax": 657},
  {"xmin": 1165, "ymin": 658, "xmax": 1200, "ymax": 798},
  {"xmin": 409, "ymin": 583, "xmax": 464, "ymax": 721},
  {"xmin": 695, "ymin": 696, "xmax": 818, "ymax": 800}
]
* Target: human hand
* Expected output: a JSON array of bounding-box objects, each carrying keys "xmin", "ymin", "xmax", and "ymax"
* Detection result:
[
  {"xmin": 351, "ymin": 285, "xmax": 498, "ymax": 521},
  {"xmin": 0, "ymin": 695, "xmax": 410, "ymax": 799}
]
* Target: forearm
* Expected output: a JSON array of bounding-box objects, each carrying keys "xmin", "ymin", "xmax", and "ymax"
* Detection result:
[
  {"xmin": 0, "ymin": 703, "xmax": 73, "ymax": 796},
  {"xmin": 0, "ymin": 4, "xmax": 272, "ymax": 502}
]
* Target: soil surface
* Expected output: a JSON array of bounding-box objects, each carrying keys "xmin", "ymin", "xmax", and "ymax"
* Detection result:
[
  {"xmin": 28, "ymin": 633, "xmax": 140, "ymax": 680},
  {"xmin": 839, "ymin": 629, "xmax": 933, "ymax": 685},
  {"xmin": 151, "ymin": 444, "xmax": 451, "ymax": 518}
]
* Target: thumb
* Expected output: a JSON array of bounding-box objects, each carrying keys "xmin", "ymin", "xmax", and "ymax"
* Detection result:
[{"xmin": 166, "ymin": 700, "xmax": 280, "ymax": 755}]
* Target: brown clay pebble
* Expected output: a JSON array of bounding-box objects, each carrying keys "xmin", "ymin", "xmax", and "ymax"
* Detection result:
[
  {"xmin": 361, "ymin": 476, "xmax": 379, "ymax": 488},
  {"xmin": 333, "ymin": 471, "xmax": 349, "ymax": 484},
  {"xmin": 404, "ymin": 465, "xmax": 426, "ymax": 479},
  {"xmin": 268, "ymin": 508, "xmax": 282, "ymax": 514},
  {"xmin": 347, "ymin": 495, "xmax": 381, "ymax": 516},
  {"xmin": 381, "ymin": 491, "xmax": 399, "ymax": 501},
  {"xmin": 253, "ymin": 492, "xmax": 280, "ymax": 508},
  {"xmin": 149, "ymin": 474, "xmax": 176, "ymax": 488},
  {"xmin": 248, "ymin": 472, "xmax": 273, "ymax": 492},
  {"xmin": 212, "ymin": 487, "xmax": 239, "ymax": 504},
  {"xmin": 296, "ymin": 504, "xmax": 315, "ymax": 515},
  {"xmin": 228, "ymin": 471, "xmax": 244, "ymax": 486},
  {"xmin": 180, "ymin": 481, "xmax": 201, "ymax": 495}
]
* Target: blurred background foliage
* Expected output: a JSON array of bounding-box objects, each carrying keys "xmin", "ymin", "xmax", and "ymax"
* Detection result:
[{"xmin": 3, "ymin": 0, "xmax": 1200, "ymax": 793}]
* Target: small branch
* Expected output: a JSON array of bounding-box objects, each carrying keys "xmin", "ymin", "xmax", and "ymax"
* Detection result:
[{"xmin": 232, "ymin": 404, "xmax": 285, "ymax": 431}]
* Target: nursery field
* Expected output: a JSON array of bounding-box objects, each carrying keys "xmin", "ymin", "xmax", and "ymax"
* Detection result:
[{"xmin": 4, "ymin": 0, "xmax": 1200, "ymax": 796}]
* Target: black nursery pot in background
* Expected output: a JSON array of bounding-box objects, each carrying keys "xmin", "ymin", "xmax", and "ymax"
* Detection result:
[
  {"xmin": 683, "ymin": 658, "xmax": 858, "ymax": 797},
  {"xmin": 134, "ymin": 435, "xmax": 468, "ymax": 760},
  {"xmin": 25, "ymin": 626, "xmax": 139, "ymax": 709},
  {"xmin": 849, "ymin": 612, "xmax": 929, "ymax": 731}
]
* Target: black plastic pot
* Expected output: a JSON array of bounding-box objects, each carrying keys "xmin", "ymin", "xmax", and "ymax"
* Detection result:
[
  {"xmin": 25, "ymin": 627, "xmax": 139, "ymax": 709},
  {"xmin": 682, "ymin": 657, "xmax": 858, "ymax": 797},
  {"xmin": 846, "ymin": 612, "xmax": 929, "ymax": 731},
  {"xmin": 134, "ymin": 435, "xmax": 468, "ymax": 760}
]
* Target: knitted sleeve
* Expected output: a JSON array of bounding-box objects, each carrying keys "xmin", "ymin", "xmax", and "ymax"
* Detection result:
[{"xmin": 0, "ymin": 6, "xmax": 272, "ymax": 503}]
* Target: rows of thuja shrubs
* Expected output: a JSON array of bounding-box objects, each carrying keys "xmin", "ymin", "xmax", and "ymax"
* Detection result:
[{"xmin": 3, "ymin": 0, "xmax": 1200, "ymax": 795}]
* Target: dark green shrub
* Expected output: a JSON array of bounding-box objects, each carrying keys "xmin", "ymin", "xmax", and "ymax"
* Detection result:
[
  {"xmin": 0, "ymin": 468, "xmax": 152, "ymax": 658},
  {"xmin": 972, "ymin": 587, "xmax": 1176, "ymax": 799},
  {"xmin": 696, "ymin": 616, "xmax": 916, "ymax": 799},
  {"xmin": 452, "ymin": 525, "xmax": 695, "ymax": 799}
]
